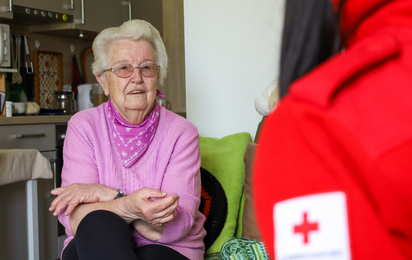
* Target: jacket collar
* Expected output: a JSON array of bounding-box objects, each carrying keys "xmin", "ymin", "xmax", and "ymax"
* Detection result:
[{"xmin": 340, "ymin": 0, "xmax": 412, "ymax": 46}]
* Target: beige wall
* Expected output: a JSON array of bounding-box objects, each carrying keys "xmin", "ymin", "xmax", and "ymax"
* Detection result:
[{"xmin": 184, "ymin": 0, "xmax": 284, "ymax": 139}]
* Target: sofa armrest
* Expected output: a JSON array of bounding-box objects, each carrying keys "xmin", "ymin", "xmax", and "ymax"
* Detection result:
[{"xmin": 241, "ymin": 142, "xmax": 262, "ymax": 241}]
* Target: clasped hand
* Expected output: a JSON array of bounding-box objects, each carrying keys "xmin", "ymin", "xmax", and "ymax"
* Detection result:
[
  {"xmin": 120, "ymin": 187, "xmax": 179, "ymax": 227},
  {"xmin": 49, "ymin": 184, "xmax": 179, "ymax": 228},
  {"xmin": 49, "ymin": 183, "xmax": 117, "ymax": 216}
]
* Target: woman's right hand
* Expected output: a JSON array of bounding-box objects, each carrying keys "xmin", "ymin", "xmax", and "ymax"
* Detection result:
[
  {"xmin": 132, "ymin": 220, "xmax": 164, "ymax": 241},
  {"xmin": 49, "ymin": 183, "xmax": 118, "ymax": 216},
  {"xmin": 118, "ymin": 187, "xmax": 179, "ymax": 226}
]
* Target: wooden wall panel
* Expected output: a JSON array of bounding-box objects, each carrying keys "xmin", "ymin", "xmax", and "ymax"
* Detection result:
[{"xmin": 161, "ymin": 0, "xmax": 186, "ymax": 114}]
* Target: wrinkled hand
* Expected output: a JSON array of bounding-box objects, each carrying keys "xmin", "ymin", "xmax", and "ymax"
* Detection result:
[
  {"xmin": 120, "ymin": 187, "xmax": 179, "ymax": 226},
  {"xmin": 132, "ymin": 219, "xmax": 164, "ymax": 241},
  {"xmin": 49, "ymin": 183, "xmax": 117, "ymax": 216}
]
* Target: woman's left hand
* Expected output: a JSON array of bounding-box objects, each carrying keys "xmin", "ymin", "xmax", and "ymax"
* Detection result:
[{"xmin": 49, "ymin": 183, "xmax": 118, "ymax": 216}]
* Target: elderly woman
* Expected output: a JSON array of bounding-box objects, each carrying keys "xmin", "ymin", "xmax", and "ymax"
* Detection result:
[{"xmin": 49, "ymin": 19, "xmax": 206, "ymax": 260}]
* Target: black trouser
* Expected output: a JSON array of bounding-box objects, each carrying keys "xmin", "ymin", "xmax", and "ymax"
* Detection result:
[{"xmin": 62, "ymin": 210, "xmax": 189, "ymax": 260}]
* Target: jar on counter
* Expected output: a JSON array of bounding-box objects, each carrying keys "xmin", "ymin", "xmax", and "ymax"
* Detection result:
[{"xmin": 53, "ymin": 92, "xmax": 76, "ymax": 114}]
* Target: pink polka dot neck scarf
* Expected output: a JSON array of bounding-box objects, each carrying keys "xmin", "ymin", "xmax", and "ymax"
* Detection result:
[{"xmin": 107, "ymin": 93, "xmax": 162, "ymax": 168}]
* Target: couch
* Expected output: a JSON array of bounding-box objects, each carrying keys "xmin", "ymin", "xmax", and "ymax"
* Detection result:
[{"xmin": 198, "ymin": 132, "xmax": 265, "ymax": 259}]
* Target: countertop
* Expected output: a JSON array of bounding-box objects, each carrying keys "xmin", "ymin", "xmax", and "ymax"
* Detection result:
[
  {"xmin": 0, "ymin": 115, "xmax": 73, "ymax": 125},
  {"xmin": 0, "ymin": 112, "xmax": 185, "ymax": 126}
]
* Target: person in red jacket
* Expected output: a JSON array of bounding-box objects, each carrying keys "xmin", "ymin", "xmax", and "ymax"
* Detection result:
[{"xmin": 253, "ymin": 0, "xmax": 412, "ymax": 259}]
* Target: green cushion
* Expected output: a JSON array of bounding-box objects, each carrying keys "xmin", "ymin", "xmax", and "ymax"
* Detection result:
[{"xmin": 199, "ymin": 132, "xmax": 252, "ymax": 254}]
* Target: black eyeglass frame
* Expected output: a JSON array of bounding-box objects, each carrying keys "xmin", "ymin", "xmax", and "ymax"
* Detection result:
[{"xmin": 103, "ymin": 63, "xmax": 161, "ymax": 78}]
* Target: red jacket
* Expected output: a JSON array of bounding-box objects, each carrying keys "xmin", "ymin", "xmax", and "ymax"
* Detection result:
[{"xmin": 253, "ymin": 0, "xmax": 412, "ymax": 259}]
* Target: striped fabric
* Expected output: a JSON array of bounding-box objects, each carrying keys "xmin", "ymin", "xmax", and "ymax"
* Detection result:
[{"xmin": 220, "ymin": 237, "xmax": 269, "ymax": 260}]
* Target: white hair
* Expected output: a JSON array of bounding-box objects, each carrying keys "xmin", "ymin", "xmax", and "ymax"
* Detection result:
[{"xmin": 92, "ymin": 19, "xmax": 168, "ymax": 85}]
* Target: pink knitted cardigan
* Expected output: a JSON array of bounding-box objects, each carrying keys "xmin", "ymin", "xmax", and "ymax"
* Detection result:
[{"xmin": 58, "ymin": 102, "xmax": 206, "ymax": 260}]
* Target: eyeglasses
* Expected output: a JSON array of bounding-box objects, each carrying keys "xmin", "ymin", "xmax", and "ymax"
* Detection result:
[{"xmin": 103, "ymin": 63, "xmax": 160, "ymax": 78}]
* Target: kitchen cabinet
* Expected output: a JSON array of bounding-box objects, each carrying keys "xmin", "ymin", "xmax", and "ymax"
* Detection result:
[
  {"xmin": 0, "ymin": 0, "xmax": 127, "ymax": 39},
  {"xmin": 0, "ymin": 0, "xmax": 74, "ymax": 19},
  {"xmin": 26, "ymin": 0, "xmax": 131, "ymax": 39},
  {"xmin": 0, "ymin": 123, "xmax": 60, "ymax": 260},
  {"xmin": 160, "ymin": 0, "xmax": 186, "ymax": 113},
  {"xmin": 0, "ymin": 0, "xmax": 164, "ymax": 40},
  {"xmin": 12, "ymin": 0, "xmax": 73, "ymax": 14},
  {"xmin": 127, "ymin": 0, "xmax": 163, "ymax": 36},
  {"xmin": 70, "ymin": 0, "xmax": 124, "ymax": 34},
  {"xmin": 0, "ymin": 0, "xmax": 12, "ymax": 19},
  {"xmin": 67, "ymin": 0, "xmax": 163, "ymax": 37}
]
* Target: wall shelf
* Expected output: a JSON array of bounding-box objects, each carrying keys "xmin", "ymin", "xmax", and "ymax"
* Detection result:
[{"xmin": 0, "ymin": 68, "xmax": 18, "ymax": 73}]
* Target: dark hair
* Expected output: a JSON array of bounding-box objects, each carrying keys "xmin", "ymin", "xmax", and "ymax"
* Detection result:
[{"xmin": 279, "ymin": 0, "xmax": 342, "ymax": 98}]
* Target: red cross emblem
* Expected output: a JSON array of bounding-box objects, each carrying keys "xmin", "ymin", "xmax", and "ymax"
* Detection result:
[{"xmin": 294, "ymin": 212, "xmax": 319, "ymax": 244}]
